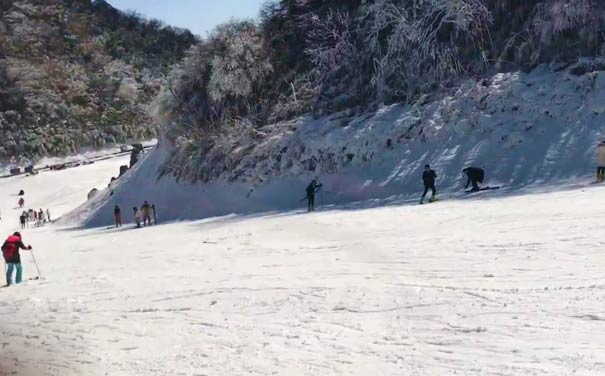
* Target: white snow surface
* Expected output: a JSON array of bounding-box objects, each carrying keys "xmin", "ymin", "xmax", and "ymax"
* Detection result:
[{"xmin": 0, "ymin": 140, "xmax": 605, "ymax": 375}]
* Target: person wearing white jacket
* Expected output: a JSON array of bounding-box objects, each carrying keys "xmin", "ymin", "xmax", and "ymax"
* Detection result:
[
  {"xmin": 133, "ymin": 207, "xmax": 142, "ymax": 228},
  {"xmin": 597, "ymin": 141, "xmax": 605, "ymax": 182}
]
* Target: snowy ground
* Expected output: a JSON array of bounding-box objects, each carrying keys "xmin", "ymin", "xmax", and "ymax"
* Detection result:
[{"xmin": 0, "ymin": 153, "xmax": 604, "ymax": 375}]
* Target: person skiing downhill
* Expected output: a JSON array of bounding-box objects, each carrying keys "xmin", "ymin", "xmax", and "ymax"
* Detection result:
[
  {"xmin": 463, "ymin": 167, "xmax": 485, "ymax": 192},
  {"xmin": 305, "ymin": 179, "xmax": 323, "ymax": 212},
  {"xmin": 114, "ymin": 205, "xmax": 122, "ymax": 227},
  {"xmin": 420, "ymin": 164, "xmax": 437, "ymax": 204},
  {"xmin": 597, "ymin": 141, "xmax": 605, "ymax": 182},
  {"xmin": 2, "ymin": 232, "xmax": 32, "ymax": 286}
]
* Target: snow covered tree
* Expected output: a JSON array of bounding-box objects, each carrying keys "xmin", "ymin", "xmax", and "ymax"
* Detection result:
[
  {"xmin": 208, "ymin": 22, "xmax": 272, "ymax": 104},
  {"xmin": 360, "ymin": 0, "xmax": 492, "ymax": 102},
  {"xmin": 305, "ymin": 9, "xmax": 362, "ymax": 107}
]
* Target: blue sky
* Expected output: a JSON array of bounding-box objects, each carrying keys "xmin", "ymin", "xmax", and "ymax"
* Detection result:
[{"xmin": 106, "ymin": 0, "xmax": 267, "ymax": 36}]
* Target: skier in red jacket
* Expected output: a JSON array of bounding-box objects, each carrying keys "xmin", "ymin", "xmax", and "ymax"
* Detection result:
[{"xmin": 2, "ymin": 232, "xmax": 32, "ymax": 286}]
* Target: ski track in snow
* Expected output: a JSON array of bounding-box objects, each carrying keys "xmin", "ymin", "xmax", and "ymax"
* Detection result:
[{"xmin": 0, "ymin": 154, "xmax": 603, "ymax": 375}]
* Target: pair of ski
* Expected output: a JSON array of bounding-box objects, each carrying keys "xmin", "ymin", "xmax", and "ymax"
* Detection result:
[
  {"xmin": 421, "ymin": 186, "xmax": 501, "ymax": 205},
  {"xmin": 1, "ymin": 277, "xmax": 40, "ymax": 289}
]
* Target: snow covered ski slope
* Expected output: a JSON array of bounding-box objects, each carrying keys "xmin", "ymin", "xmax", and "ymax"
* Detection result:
[{"xmin": 0, "ymin": 153, "xmax": 604, "ymax": 376}]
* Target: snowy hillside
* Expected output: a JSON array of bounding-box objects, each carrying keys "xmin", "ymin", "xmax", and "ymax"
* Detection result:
[
  {"xmin": 1, "ymin": 148, "xmax": 604, "ymax": 376},
  {"xmin": 71, "ymin": 66, "xmax": 605, "ymax": 227}
]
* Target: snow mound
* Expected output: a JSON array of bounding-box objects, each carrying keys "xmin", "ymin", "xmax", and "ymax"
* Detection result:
[{"xmin": 67, "ymin": 67, "xmax": 605, "ymax": 228}]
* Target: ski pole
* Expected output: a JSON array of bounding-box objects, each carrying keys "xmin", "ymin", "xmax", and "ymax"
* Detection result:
[{"xmin": 30, "ymin": 249, "xmax": 41, "ymax": 279}]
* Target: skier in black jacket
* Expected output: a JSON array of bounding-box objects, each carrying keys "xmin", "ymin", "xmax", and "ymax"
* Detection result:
[
  {"xmin": 463, "ymin": 167, "xmax": 485, "ymax": 192},
  {"xmin": 306, "ymin": 179, "xmax": 322, "ymax": 212},
  {"xmin": 114, "ymin": 205, "xmax": 122, "ymax": 227},
  {"xmin": 420, "ymin": 164, "xmax": 437, "ymax": 204}
]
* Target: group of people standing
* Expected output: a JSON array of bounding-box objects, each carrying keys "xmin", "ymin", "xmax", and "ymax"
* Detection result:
[
  {"xmin": 113, "ymin": 201, "xmax": 156, "ymax": 228},
  {"xmin": 19, "ymin": 208, "xmax": 51, "ymax": 228}
]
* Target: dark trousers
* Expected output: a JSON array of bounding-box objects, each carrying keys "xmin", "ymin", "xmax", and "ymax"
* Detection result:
[
  {"xmin": 421, "ymin": 184, "xmax": 436, "ymax": 202},
  {"xmin": 470, "ymin": 179, "xmax": 480, "ymax": 191},
  {"xmin": 307, "ymin": 195, "xmax": 315, "ymax": 212},
  {"xmin": 598, "ymin": 167, "xmax": 605, "ymax": 175}
]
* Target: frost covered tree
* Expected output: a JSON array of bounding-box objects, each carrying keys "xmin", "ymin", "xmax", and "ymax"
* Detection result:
[
  {"xmin": 359, "ymin": 0, "xmax": 492, "ymax": 102},
  {"xmin": 208, "ymin": 22, "xmax": 272, "ymax": 105}
]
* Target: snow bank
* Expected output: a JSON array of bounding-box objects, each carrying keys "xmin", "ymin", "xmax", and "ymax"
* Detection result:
[{"xmin": 67, "ymin": 67, "xmax": 605, "ymax": 227}]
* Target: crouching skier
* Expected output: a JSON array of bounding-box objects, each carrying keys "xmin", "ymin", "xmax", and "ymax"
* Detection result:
[
  {"xmin": 2, "ymin": 232, "xmax": 32, "ymax": 286},
  {"xmin": 463, "ymin": 166, "xmax": 485, "ymax": 192}
]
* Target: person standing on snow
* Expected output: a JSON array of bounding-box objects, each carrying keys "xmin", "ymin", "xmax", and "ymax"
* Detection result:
[
  {"xmin": 141, "ymin": 201, "xmax": 152, "ymax": 226},
  {"xmin": 114, "ymin": 205, "xmax": 122, "ymax": 227},
  {"xmin": 133, "ymin": 207, "xmax": 142, "ymax": 228},
  {"xmin": 2, "ymin": 232, "xmax": 32, "ymax": 286},
  {"xmin": 463, "ymin": 166, "xmax": 485, "ymax": 192},
  {"xmin": 305, "ymin": 179, "xmax": 322, "ymax": 212},
  {"xmin": 19, "ymin": 213, "xmax": 26, "ymax": 229},
  {"xmin": 46, "ymin": 209, "xmax": 51, "ymax": 222},
  {"xmin": 18, "ymin": 197, "xmax": 24, "ymax": 208},
  {"xmin": 597, "ymin": 141, "xmax": 605, "ymax": 182},
  {"xmin": 420, "ymin": 164, "xmax": 437, "ymax": 204}
]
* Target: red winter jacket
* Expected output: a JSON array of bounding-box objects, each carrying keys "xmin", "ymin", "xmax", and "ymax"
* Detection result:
[{"xmin": 2, "ymin": 235, "xmax": 29, "ymax": 263}]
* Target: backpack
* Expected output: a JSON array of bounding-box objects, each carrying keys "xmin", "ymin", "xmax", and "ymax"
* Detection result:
[{"xmin": 2, "ymin": 236, "xmax": 19, "ymax": 262}]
